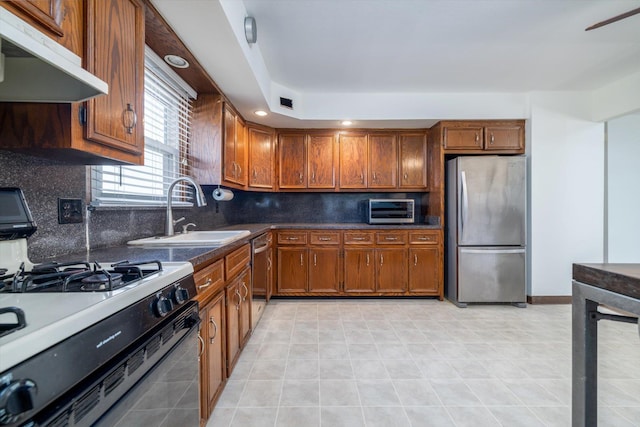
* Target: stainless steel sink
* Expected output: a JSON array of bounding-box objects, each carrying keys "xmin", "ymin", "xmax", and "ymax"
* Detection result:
[{"xmin": 127, "ymin": 230, "xmax": 251, "ymax": 247}]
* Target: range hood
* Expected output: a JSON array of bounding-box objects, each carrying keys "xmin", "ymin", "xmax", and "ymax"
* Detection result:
[{"xmin": 0, "ymin": 8, "xmax": 108, "ymax": 102}]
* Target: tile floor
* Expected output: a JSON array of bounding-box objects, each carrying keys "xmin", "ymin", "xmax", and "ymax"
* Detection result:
[{"xmin": 206, "ymin": 299, "xmax": 640, "ymax": 427}]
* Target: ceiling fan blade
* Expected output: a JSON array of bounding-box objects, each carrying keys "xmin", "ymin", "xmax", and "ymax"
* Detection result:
[{"xmin": 585, "ymin": 7, "xmax": 640, "ymax": 31}]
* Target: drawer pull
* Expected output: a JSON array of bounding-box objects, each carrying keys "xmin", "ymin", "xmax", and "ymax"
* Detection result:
[
  {"xmin": 418, "ymin": 236, "xmax": 432, "ymax": 241},
  {"xmin": 198, "ymin": 278, "xmax": 212, "ymax": 289},
  {"xmin": 318, "ymin": 237, "xmax": 331, "ymax": 241},
  {"xmin": 352, "ymin": 237, "xmax": 367, "ymax": 241},
  {"xmin": 287, "ymin": 237, "xmax": 299, "ymax": 241},
  {"xmin": 385, "ymin": 237, "xmax": 398, "ymax": 241}
]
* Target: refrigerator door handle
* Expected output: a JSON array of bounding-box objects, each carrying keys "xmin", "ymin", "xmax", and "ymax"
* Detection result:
[
  {"xmin": 460, "ymin": 170, "xmax": 468, "ymax": 234},
  {"xmin": 460, "ymin": 248, "xmax": 526, "ymax": 254}
]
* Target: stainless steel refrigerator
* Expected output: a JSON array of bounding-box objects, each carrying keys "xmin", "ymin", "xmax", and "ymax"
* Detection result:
[{"xmin": 446, "ymin": 156, "xmax": 526, "ymax": 307}]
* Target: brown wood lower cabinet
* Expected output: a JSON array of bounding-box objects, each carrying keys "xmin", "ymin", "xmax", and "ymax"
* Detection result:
[
  {"xmin": 225, "ymin": 267, "xmax": 251, "ymax": 376},
  {"xmin": 308, "ymin": 248, "xmax": 341, "ymax": 293},
  {"xmin": 376, "ymin": 248, "xmax": 408, "ymax": 292},
  {"xmin": 343, "ymin": 248, "xmax": 375, "ymax": 293},
  {"xmin": 275, "ymin": 228, "xmax": 443, "ymax": 298},
  {"xmin": 409, "ymin": 247, "xmax": 440, "ymax": 293},
  {"xmin": 199, "ymin": 291, "xmax": 225, "ymax": 426},
  {"xmin": 277, "ymin": 247, "xmax": 308, "ymax": 292}
]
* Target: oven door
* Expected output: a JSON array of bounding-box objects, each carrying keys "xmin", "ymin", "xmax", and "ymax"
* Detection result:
[{"xmin": 94, "ymin": 316, "xmax": 200, "ymax": 427}]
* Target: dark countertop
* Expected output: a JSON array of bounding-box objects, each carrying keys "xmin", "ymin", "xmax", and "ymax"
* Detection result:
[
  {"xmin": 573, "ymin": 263, "xmax": 640, "ymax": 300},
  {"xmin": 60, "ymin": 223, "xmax": 442, "ymax": 269}
]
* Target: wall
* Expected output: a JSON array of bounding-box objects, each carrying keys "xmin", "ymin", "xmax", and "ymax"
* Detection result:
[
  {"xmin": 529, "ymin": 92, "xmax": 605, "ymax": 296},
  {"xmin": 606, "ymin": 112, "xmax": 640, "ymax": 262}
]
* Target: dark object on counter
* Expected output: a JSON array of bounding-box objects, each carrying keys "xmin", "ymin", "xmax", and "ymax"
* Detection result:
[{"xmin": 0, "ymin": 188, "xmax": 37, "ymax": 240}]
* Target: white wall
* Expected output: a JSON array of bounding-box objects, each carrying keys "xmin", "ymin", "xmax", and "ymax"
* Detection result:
[
  {"xmin": 529, "ymin": 92, "xmax": 605, "ymax": 296},
  {"xmin": 607, "ymin": 113, "xmax": 640, "ymax": 262}
]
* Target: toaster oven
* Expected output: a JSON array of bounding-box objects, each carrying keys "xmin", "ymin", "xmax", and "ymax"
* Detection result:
[{"xmin": 368, "ymin": 199, "xmax": 415, "ymax": 224}]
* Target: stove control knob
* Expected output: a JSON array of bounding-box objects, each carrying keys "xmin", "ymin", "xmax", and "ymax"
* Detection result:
[
  {"xmin": 0, "ymin": 379, "xmax": 37, "ymax": 425},
  {"xmin": 173, "ymin": 286, "xmax": 189, "ymax": 305},
  {"xmin": 153, "ymin": 294, "xmax": 173, "ymax": 318}
]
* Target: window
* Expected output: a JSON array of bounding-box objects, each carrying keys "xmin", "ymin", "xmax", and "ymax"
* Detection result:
[{"xmin": 91, "ymin": 47, "xmax": 197, "ymax": 207}]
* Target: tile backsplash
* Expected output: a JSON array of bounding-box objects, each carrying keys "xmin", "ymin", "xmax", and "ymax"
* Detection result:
[{"xmin": 0, "ymin": 150, "xmax": 429, "ymax": 261}]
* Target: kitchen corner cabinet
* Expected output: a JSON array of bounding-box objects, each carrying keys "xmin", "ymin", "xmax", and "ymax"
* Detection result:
[
  {"xmin": 223, "ymin": 105, "xmax": 248, "ymax": 186},
  {"xmin": 0, "ymin": 0, "xmax": 145, "ymax": 164},
  {"xmin": 248, "ymin": 124, "xmax": 275, "ymax": 189},
  {"xmin": 439, "ymin": 120, "xmax": 525, "ymax": 154},
  {"xmin": 84, "ymin": 0, "xmax": 145, "ymax": 161}
]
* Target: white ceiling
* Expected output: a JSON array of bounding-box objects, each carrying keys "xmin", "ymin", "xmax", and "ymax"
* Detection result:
[{"xmin": 151, "ymin": 0, "xmax": 640, "ymax": 128}]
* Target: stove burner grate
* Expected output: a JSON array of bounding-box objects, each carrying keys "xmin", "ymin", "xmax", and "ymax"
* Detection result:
[{"xmin": 0, "ymin": 260, "xmax": 163, "ymax": 293}]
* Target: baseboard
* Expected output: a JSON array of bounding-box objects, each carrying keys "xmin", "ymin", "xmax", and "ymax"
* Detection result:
[{"xmin": 527, "ymin": 295, "xmax": 572, "ymax": 304}]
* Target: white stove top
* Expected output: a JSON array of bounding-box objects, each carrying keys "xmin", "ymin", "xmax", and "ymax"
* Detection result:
[{"xmin": 0, "ymin": 261, "xmax": 194, "ymax": 373}]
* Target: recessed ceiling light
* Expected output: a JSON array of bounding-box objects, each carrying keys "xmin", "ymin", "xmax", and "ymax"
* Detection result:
[
  {"xmin": 164, "ymin": 54, "xmax": 189, "ymax": 69},
  {"xmin": 255, "ymin": 110, "xmax": 268, "ymax": 117},
  {"xmin": 341, "ymin": 120, "xmax": 353, "ymax": 126}
]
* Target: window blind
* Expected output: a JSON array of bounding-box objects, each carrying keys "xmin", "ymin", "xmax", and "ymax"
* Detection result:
[{"xmin": 91, "ymin": 47, "xmax": 196, "ymax": 207}]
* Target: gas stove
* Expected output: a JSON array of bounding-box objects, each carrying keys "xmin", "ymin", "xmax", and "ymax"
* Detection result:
[{"xmin": 0, "ymin": 188, "xmax": 200, "ymax": 426}]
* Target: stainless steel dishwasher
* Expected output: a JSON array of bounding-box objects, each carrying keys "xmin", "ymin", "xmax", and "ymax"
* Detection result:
[{"xmin": 251, "ymin": 232, "xmax": 271, "ymax": 329}]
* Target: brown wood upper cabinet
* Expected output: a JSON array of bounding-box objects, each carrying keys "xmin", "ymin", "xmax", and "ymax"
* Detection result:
[
  {"xmin": 279, "ymin": 132, "xmax": 337, "ymax": 190},
  {"xmin": 369, "ymin": 134, "xmax": 397, "ymax": 188},
  {"xmin": 85, "ymin": 0, "xmax": 145, "ymax": 162},
  {"xmin": 0, "ymin": 0, "xmax": 145, "ymax": 164},
  {"xmin": 223, "ymin": 105, "xmax": 247, "ymax": 186},
  {"xmin": 339, "ymin": 133, "xmax": 368, "ymax": 189},
  {"xmin": 399, "ymin": 133, "xmax": 428, "ymax": 188},
  {"xmin": 440, "ymin": 120, "xmax": 525, "ymax": 153},
  {"xmin": 248, "ymin": 124, "xmax": 275, "ymax": 189},
  {"xmin": 2, "ymin": 0, "xmax": 64, "ymax": 37}
]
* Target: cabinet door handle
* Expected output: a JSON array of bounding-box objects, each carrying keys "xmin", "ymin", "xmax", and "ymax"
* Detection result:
[
  {"xmin": 300, "ymin": 253, "xmax": 304, "ymax": 266},
  {"xmin": 237, "ymin": 163, "xmax": 242, "ymax": 176},
  {"xmin": 235, "ymin": 289, "xmax": 241, "ymax": 309},
  {"xmin": 414, "ymin": 254, "xmax": 418, "ymax": 266},
  {"xmin": 240, "ymin": 282, "xmax": 247, "ymax": 301},
  {"xmin": 313, "ymin": 253, "xmax": 317, "ymax": 266},
  {"xmin": 122, "ymin": 103, "xmax": 137, "ymax": 134},
  {"xmin": 490, "ymin": 133, "xmax": 495, "ymax": 144},
  {"xmin": 475, "ymin": 132, "xmax": 479, "ymax": 142},
  {"xmin": 380, "ymin": 254, "xmax": 384, "ymax": 265},
  {"xmin": 253, "ymin": 168, "xmax": 257, "ymax": 178},
  {"xmin": 311, "ymin": 171, "xmax": 315, "ymax": 182},
  {"xmin": 373, "ymin": 172, "xmax": 377, "ymax": 181},
  {"xmin": 209, "ymin": 316, "xmax": 218, "ymax": 344},
  {"xmin": 198, "ymin": 278, "xmax": 212, "ymax": 289},
  {"xmin": 267, "ymin": 256, "xmax": 272, "ymax": 271},
  {"xmin": 366, "ymin": 254, "xmax": 370, "ymax": 266},
  {"xmin": 360, "ymin": 172, "xmax": 364, "ymax": 183},
  {"xmin": 403, "ymin": 173, "xmax": 408, "ymax": 180},
  {"xmin": 299, "ymin": 172, "xmax": 304, "ymax": 183},
  {"xmin": 197, "ymin": 333, "xmax": 205, "ymax": 359}
]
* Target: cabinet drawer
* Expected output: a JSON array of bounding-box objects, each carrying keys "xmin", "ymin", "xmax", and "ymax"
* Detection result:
[
  {"xmin": 225, "ymin": 244, "xmax": 251, "ymax": 279},
  {"xmin": 309, "ymin": 231, "xmax": 340, "ymax": 245},
  {"xmin": 277, "ymin": 231, "xmax": 308, "ymax": 245},
  {"xmin": 375, "ymin": 231, "xmax": 407, "ymax": 245},
  {"xmin": 194, "ymin": 259, "xmax": 225, "ymax": 295},
  {"xmin": 344, "ymin": 232, "xmax": 374, "ymax": 245},
  {"xmin": 409, "ymin": 231, "xmax": 440, "ymax": 245}
]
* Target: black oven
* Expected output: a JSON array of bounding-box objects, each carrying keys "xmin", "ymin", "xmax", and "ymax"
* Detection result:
[{"xmin": 25, "ymin": 301, "xmax": 201, "ymax": 427}]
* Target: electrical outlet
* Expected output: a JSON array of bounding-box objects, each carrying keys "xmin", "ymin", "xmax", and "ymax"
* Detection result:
[{"xmin": 58, "ymin": 198, "xmax": 83, "ymax": 224}]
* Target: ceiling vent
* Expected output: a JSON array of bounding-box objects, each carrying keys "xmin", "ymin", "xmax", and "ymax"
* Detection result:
[{"xmin": 279, "ymin": 97, "xmax": 293, "ymax": 109}]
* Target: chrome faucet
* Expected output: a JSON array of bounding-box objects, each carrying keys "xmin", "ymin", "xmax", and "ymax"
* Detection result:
[{"xmin": 165, "ymin": 176, "xmax": 207, "ymax": 236}]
